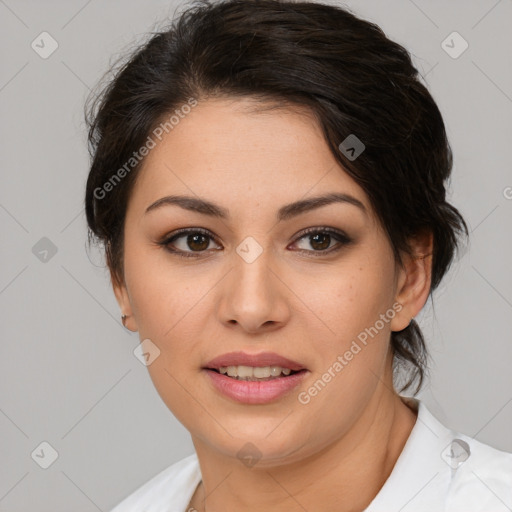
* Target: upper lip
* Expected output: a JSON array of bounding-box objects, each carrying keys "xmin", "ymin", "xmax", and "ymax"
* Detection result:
[{"xmin": 204, "ymin": 351, "xmax": 306, "ymax": 371}]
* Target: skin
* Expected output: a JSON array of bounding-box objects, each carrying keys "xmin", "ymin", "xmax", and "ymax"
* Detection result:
[{"xmin": 113, "ymin": 97, "xmax": 433, "ymax": 511}]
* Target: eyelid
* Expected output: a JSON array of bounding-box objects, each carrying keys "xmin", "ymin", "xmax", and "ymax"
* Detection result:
[
  {"xmin": 163, "ymin": 226, "xmax": 218, "ymax": 243},
  {"xmin": 291, "ymin": 226, "xmax": 350, "ymax": 242}
]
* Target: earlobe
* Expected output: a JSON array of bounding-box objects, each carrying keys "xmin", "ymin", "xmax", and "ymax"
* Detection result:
[
  {"xmin": 390, "ymin": 231, "xmax": 433, "ymax": 332},
  {"xmin": 112, "ymin": 276, "xmax": 138, "ymax": 332}
]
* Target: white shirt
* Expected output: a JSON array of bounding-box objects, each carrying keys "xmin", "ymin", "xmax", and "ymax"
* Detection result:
[{"xmin": 109, "ymin": 398, "xmax": 512, "ymax": 511}]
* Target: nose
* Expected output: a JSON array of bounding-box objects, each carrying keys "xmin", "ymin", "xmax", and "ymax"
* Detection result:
[{"xmin": 216, "ymin": 242, "xmax": 291, "ymax": 335}]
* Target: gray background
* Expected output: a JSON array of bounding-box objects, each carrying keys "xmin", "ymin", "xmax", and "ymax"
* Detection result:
[{"xmin": 1, "ymin": 0, "xmax": 511, "ymax": 510}]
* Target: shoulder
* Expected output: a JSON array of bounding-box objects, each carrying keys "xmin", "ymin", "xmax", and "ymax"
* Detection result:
[
  {"xmin": 109, "ymin": 453, "xmax": 201, "ymax": 512},
  {"xmin": 366, "ymin": 398, "xmax": 512, "ymax": 512},
  {"xmin": 411, "ymin": 398, "xmax": 512, "ymax": 511},
  {"xmin": 445, "ymin": 432, "xmax": 512, "ymax": 511}
]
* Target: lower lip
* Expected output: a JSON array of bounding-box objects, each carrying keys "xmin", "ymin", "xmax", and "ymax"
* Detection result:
[{"xmin": 204, "ymin": 369, "xmax": 308, "ymax": 405}]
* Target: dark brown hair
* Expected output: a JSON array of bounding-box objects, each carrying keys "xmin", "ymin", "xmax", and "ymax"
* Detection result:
[{"xmin": 84, "ymin": 0, "xmax": 468, "ymax": 395}]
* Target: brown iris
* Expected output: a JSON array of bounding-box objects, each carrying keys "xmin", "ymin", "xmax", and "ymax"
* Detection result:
[
  {"xmin": 309, "ymin": 232, "xmax": 331, "ymax": 251},
  {"xmin": 187, "ymin": 233, "xmax": 210, "ymax": 251}
]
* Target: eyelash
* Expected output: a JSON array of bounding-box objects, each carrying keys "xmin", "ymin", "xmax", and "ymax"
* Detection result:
[{"xmin": 157, "ymin": 227, "xmax": 353, "ymax": 259}]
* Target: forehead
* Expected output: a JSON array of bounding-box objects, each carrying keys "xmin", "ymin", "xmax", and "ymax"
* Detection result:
[{"xmin": 129, "ymin": 97, "xmax": 372, "ymax": 217}]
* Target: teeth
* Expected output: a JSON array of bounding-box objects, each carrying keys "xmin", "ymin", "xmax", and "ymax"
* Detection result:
[
  {"xmin": 254, "ymin": 366, "xmax": 271, "ymax": 378},
  {"xmin": 237, "ymin": 365, "xmax": 253, "ymax": 378},
  {"xmin": 218, "ymin": 365, "xmax": 294, "ymax": 380}
]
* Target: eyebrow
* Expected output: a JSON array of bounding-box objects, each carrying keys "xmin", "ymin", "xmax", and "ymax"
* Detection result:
[{"xmin": 144, "ymin": 192, "xmax": 366, "ymax": 221}]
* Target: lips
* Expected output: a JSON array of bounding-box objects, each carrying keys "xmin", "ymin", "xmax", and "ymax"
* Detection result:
[
  {"xmin": 203, "ymin": 351, "xmax": 309, "ymax": 405},
  {"xmin": 204, "ymin": 351, "xmax": 306, "ymax": 372}
]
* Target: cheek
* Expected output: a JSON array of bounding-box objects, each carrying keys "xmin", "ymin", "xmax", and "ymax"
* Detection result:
[
  {"xmin": 298, "ymin": 255, "xmax": 397, "ymax": 412},
  {"xmin": 124, "ymin": 241, "xmax": 207, "ymax": 339},
  {"xmin": 311, "ymin": 257, "xmax": 396, "ymax": 348},
  {"xmin": 123, "ymin": 248, "xmax": 213, "ymax": 426},
  {"xmin": 297, "ymin": 267, "xmax": 397, "ymax": 435}
]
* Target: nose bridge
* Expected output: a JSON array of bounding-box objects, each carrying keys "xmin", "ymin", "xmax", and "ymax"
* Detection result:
[
  {"xmin": 218, "ymin": 234, "xmax": 287, "ymax": 331},
  {"xmin": 233, "ymin": 234, "xmax": 274, "ymax": 303}
]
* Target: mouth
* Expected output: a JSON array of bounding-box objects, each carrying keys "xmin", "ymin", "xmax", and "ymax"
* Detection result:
[
  {"xmin": 207, "ymin": 365, "xmax": 305, "ymax": 381},
  {"xmin": 204, "ymin": 351, "xmax": 306, "ymax": 373},
  {"xmin": 203, "ymin": 351, "xmax": 309, "ymax": 404}
]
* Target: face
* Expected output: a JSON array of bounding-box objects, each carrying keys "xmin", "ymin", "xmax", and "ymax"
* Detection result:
[{"xmin": 114, "ymin": 97, "xmax": 415, "ymax": 466}]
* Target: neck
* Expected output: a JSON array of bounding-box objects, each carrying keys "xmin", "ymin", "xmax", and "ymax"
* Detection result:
[{"xmin": 189, "ymin": 388, "xmax": 418, "ymax": 512}]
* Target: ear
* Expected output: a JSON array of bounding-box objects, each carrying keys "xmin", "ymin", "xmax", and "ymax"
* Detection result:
[
  {"xmin": 112, "ymin": 275, "xmax": 139, "ymax": 332},
  {"xmin": 390, "ymin": 230, "xmax": 433, "ymax": 332}
]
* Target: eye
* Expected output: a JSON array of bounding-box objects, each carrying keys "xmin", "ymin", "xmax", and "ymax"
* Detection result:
[
  {"xmin": 290, "ymin": 227, "xmax": 352, "ymax": 256},
  {"xmin": 159, "ymin": 228, "xmax": 221, "ymax": 258},
  {"xmin": 158, "ymin": 226, "xmax": 352, "ymax": 259}
]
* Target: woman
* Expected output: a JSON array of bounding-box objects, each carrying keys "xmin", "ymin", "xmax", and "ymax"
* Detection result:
[{"xmin": 84, "ymin": 1, "xmax": 512, "ymax": 510}]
